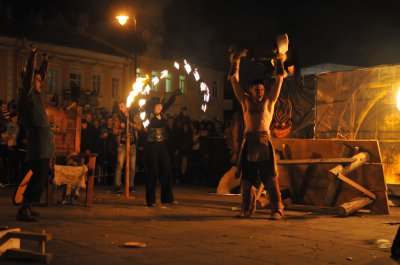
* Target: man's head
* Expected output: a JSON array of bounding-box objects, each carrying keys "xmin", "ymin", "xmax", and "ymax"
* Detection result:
[
  {"xmin": 154, "ymin": 103, "xmax": 163, "ymax": 115},
  {"xmin": 84, "ymin": 112, "xmax": 92, "ymax": 123},
  {"xmin": 34, "ymin": 73, "xmax": 43, "ymax": 93},
  {"xmin": 0, "ymin": 100, "xmax": 6, "ymax": 112},
  {"xmin": 119, "ymin": 102, "xmax": 127, "ymax": 113},
  {"xmin": 81, "ymin": 119, "xmax": 88, "ymax": 130},
  {"xmin": 249, "ymin": 79, "xmax": 265, "ymax": 102}
]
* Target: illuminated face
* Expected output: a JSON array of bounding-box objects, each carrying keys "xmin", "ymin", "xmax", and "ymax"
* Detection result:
[
  {"xmin": 119, "ymin": 102, "xmax": 126, "ymax": 113},
  {"xmin": 34, "ymin": 74, "xmax": 42, "ymax": 92},
  {"xmin": 154, "ymin": 103, "xmax": 163, "ymax": 114},
  {"xmin": 250, "ymin": 84, "xmax": 265, "ymax": 102},
  {"xmin": 85, "ymin": 113, "xmax": 92, "ymax": 123}
]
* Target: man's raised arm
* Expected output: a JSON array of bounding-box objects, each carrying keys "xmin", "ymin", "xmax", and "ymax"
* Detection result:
[
  {"xmin": 266, "ymin": 53, "xmax": 286, "ymax": 103},
  {"xmin": 229, "ymin": 57, "xmax": 246, "ymax": 104},
  {"xmin": 22, "ymin": 43, "xmax": 37, "ymax": 91}
]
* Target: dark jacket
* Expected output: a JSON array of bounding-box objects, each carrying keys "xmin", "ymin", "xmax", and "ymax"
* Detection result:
[{"xmin": 17, "ymin": 49, "xmax": 54, "ymax": 160}]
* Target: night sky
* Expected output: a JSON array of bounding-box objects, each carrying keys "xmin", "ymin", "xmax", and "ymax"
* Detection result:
[{"xmin": 5, "ymin": 0, "xmax": 400, "ymax": 71}]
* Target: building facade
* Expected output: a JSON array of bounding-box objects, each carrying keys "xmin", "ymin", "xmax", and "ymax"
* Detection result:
[{"xmin": 0, "ymin": 35, "xmax": 226, "ymax": 121}]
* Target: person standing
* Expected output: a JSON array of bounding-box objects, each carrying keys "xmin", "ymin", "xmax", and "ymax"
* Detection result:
[
  {"xmin": 230, "ymin": 34, "xmax": 288, "ymax": 220},
  {"xmin": 144, "ymin": 90, "xmax": 181, "ymax": 207},
  {"xmin": 16, "ymin": 43, "xmax": 54, "ymax": 222},
  {"xmin": 114, "ymin": 102, "xmax": 140, "ymax": 194}
]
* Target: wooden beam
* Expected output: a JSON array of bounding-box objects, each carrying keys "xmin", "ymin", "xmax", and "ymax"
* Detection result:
[
  {"xmin": 285, "ymin": 204, "xmax": 337, "ymax": 214},
  {"xmin": 277, "ymin": 158, "xmax": 356, "ymax": 165},
  {"xmin": 329, "ymin": 152, "xmax": 370, "ymax": 176},
  {"xmin": 6, "ymin": 231, "xmax": 52, "ymax": 242},
  {"xmin": 337, "ymin": 173, "xmax": 376, "ymax": 200},
  {"xmin": 3, "ymin": 248, "xmax": 52, "ymax": 264},
  {"xmin": 336, "ymin": 196, "xmax": 374, "ymax": 217},
  {"xmin": 75, "ymin": 106, "xmax": 82, "ymax": 153},
  {"xmin": 324, "ymin": 144, "xmax": 356, "ymax": 207}
]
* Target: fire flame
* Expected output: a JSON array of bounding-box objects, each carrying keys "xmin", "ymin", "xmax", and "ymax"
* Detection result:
[
  {"xmin": 142, "ymin": 84, "xmax": 151, "ymax": 95},
  {"xmin": 397, "ymin": 89, "xmax": 400, "ymax": 111},
  {"xmin": 200, "ymin": 82, "xmax": 208, "ymax": 91},
  {"xmin": 152, "ymin": 76, "xmax": 160, "ymax": 85},
  {"xmin": 143, "ymin": 119, "xmax": 150, "ymax": 128},
  {"xmin": 127, "ymin": 76, "xmax": 149, "ymax": 108},
  {"xmin": 184, "ymin": 59, "xmax": 192, "ymax": 74},
  {"xmin": 193, "ymin": 69, "xmax": 200, "ymax": 81},
  {"xmin": 140, "ymin": 111, "xmax": 146, "ymax": 120},
  {"xmin": 139, "ymin": 99, "xmax": 146, "ymax": 108},
  {"xmin": 160, "ymin": 70, "xmax": 168, "ymax": 79}
]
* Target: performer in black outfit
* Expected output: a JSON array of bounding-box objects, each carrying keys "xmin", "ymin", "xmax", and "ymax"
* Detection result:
[
  {"xmin": 144, "ymin": 90, "xmax": 182, "ymax": 207},
  {"xmin": 16, "ymin": 43, "xmax": 54, "ymax": 222}
]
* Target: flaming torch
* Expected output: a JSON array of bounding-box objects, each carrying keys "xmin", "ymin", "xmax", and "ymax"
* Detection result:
[{"xmin": 397, "ymin": 89, "xmax": 400, "ymax": 111}]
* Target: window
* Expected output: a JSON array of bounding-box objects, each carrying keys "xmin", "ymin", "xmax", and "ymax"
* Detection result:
[
  {"xmin": 151, "ymin": 71, "xmax": 158, "ymax": 91},
  {"xmin": 112, "ymin": 77, "xmax": 120, "ymax": 99},
  {"xmin": 92, "ymin": 74, "xmax": 101, "ymax": 96},
  {"xmin": 69, "ymin": 73, "xmax": 81, "ymax": 90},
  {"xmin": 47, "ymin": 70, "xmax": 59, "ymax": 95},
  {"xmin": 165, "ymin": 73, "xmax": 172, "ymax": 93},
  {"xmin": 179, "ymin": 75, "xmax": 185, "ymax": 94},
  {"xmin": 211, "ymin": 81, "xmax": 218, "ymax": 99}
]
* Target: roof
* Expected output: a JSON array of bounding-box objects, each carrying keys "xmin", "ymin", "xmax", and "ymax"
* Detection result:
[{"xmin": 301, "ymin": 63, "xmax": 360, "ymax": 76}]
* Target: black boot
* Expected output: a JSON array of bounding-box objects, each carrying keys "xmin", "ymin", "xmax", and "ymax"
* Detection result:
[
  {"xmin": 27, "ymin": 205, "xmax": 39, "ymax": 217},
  {"xmin": 16, "ymin": 203, "xmax": 37, "ymax": 222}
]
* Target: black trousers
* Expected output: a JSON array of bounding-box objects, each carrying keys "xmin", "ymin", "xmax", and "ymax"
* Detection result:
[
  {"xmin": 23, "ymin": 159, "xmax": 50, "ymax": 203},
  {"xmin": 144, "ymin": 142, "xmax": 174, "ymax": 205}
]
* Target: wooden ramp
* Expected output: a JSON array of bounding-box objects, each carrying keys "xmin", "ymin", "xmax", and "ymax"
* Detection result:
[
  {"xmin": 0, "ymin": 227, "xmax": 52, "ymax": 264},
  {"xmin": 271, "ymin": 138, "xmax": 389, "ymax": 216}
]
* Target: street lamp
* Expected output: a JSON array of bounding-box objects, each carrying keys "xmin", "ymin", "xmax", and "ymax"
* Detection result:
[{"xmin": 116, "ymin": 13, "xmax": 138, "ymax": 198}]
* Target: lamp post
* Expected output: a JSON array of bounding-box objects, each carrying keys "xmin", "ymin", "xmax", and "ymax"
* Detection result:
[{"xmin": 116, "ymin": 14, "xmax": 138, "ymax": 198}]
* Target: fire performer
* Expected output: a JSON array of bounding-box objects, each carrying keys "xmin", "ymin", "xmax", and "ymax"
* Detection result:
[
  {"xmin": 229, "ymin": 34, "xmax": 288, "ymax": 220},
  {"xmin": 16, "ymin": 43, "xmax": 54, "ymax": 222},
  {"xmin": 144, "ymin": 90, "xmax": 182, "ymax": 207}
]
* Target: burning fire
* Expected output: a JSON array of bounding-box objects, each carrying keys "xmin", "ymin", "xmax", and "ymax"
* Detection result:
[
  {"xmin": 126, "ymin": 76, "xmax": 149, "ymax": 108},
  {"xmin": 160, "ymin": 70, "xmax": 168, "ymax": 79},
  {"xmin": 193, "ymin": 69, "xmax": 200, "ymax": 81},
  {"xmin": 397, "ymin": 89, "xmax": 400, "ymax": 111},
  {"xmin": 184, "ymin": 59, "xmax": 192, "ymax": 74},
  {"xmin": 126, "ymin": 59, "xmax": 211, "ymax": 123}
]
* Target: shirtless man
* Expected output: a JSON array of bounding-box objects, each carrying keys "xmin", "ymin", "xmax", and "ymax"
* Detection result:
[{"xmin": 230, "ymin": 34, "xmax": 288, "ymax": 220}]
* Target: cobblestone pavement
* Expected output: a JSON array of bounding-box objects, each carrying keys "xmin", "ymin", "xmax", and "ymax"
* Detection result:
[{"xmin": 0, "ymin": 185, "xmax": 399, "ymax": 265}]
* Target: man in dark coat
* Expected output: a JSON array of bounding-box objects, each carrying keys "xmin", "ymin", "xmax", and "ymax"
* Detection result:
[{"xmin": 16, "ymin": 43, "xmax": 54, "ymax": 222}]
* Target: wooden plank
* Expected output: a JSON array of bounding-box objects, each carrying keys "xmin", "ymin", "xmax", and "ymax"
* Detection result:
[
  {"xmin": 0, "ymin": 228, "xmax": 20, "ymax": 255},
  {"xmin": 329, "ymin": 152, "xmax": 370, "ymax": 176},
  {"xmin": 337, "ymin": 173, "xmax": 376, "ymax": 199},
  {"xmin": 74, "ymin": 106, "xmax": 82, "ymax": 153},
  {"xmin": 3, "ymin": 248, "xmax": 52, "ymax": 264},
  {"xmin": 324, "ymin": 144, "xmax": 355, "ymax": 206},
  {"xmin": 85, "ymin": 156, "xmax": 96, "ymax": 207},
  {"xmin": 6, "ymin": 231, "xmax": 52, "ymax": 242},
  {"xmin": 277, "ymin": 158, "xmax": 356, "ymax": 165},
  {"xmin": 285, "ymin": 204, "xmax": 337, "ymax": 214},
  {"xmin": 336, "ymin": 197, "xmax": 374, "ymax": 217}
]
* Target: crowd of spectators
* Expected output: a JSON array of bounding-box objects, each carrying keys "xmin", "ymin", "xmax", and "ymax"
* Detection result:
[{"xmin": 0, "ymin": 98, "xmax": 234, "ymax": 190}]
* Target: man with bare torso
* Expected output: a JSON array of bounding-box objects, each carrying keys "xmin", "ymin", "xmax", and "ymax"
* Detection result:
[{"xmin": 230, "ymin": 34, "xmax": 288, "ymax": 220}]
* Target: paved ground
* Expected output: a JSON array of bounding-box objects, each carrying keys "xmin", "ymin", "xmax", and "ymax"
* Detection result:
[{"xmin": 0, "ymin": 184, "xmax": 400, "ymax": 265}]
